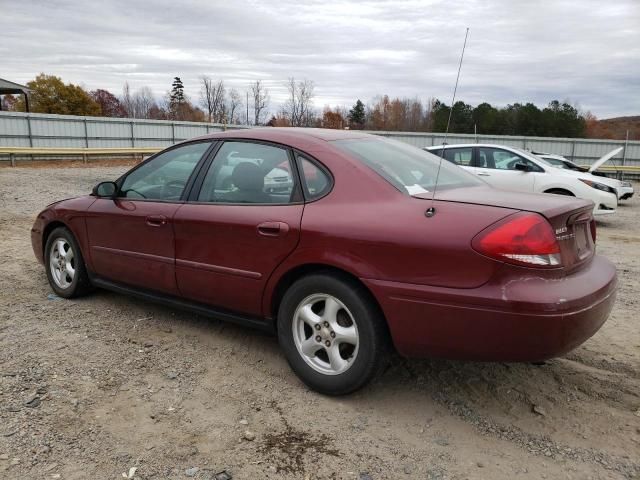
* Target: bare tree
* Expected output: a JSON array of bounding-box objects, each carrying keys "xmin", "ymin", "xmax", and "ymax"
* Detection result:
[
  {"xmin": 227, "ymin": 88, "xmax": 242, "ymax": 124},
  {"xmin": 250, "ymin": 80, "xmax": 269, "ymax": 125},
  {"xmin": 121, "ymin": 82, "xmax": 134, "ymax": 118},
  {"xmin": 200, "ymin": 76, "xmax": 226, "ymax": 123},
  {"xmin": 284, "ymin": 77, "xmax": 315, "ymax": 127},
  {"xmin": 133, "ymin": 86, "xmax": 156, "ymax": 119}
]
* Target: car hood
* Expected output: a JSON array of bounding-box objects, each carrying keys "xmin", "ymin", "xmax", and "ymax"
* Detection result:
[
  {"xmin": 413, "ymin": 185, "xmax": 592, "ymax": 219},
  {"xmin": 589, "ymin": 147, "xmax": 623, "ymax": 172}
]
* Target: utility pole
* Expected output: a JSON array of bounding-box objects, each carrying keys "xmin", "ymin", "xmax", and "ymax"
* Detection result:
[
  {"xmin": 621, "ymin": 129, "xmax": 629, "ymax": 181},
  {"xmin": 246, "ymin": 91, "xmax": 249, "ymax": 126}
]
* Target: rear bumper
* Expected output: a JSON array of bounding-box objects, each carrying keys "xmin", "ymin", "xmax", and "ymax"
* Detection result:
[{"xmin": 363, "ymin": 255, "xmax": 617, "ymax": 361}]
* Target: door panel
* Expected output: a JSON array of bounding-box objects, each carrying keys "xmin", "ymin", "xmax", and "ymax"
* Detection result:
[
  {"xmin": 475, "ymin": 147, "xmax": 537, "ymax": 192},
  {"xmin": 173, "ymin": 203, "xmax": 303, "ymax": 315},
  {"xmin": 85, "ymin": 141, "xmax": 212, "ymax": 293},
  {"xmin": 86, "ymin": 199, "xmax": 181, "ymax": 294}
]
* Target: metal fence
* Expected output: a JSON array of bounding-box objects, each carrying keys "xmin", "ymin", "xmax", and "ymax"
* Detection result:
[
  {"xmin": 1, "ymin": 111, "xmax": 638, "ymax": 171},
  {"xmin": 0, "ymin": 111, "xmax": 249, "ymax": 149}
]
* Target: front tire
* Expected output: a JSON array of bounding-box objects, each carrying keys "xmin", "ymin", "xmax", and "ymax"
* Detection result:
[
  {"xmin": 45, "ymin": 227, "xmax": 92, "ymax": 298},
  {"xmin": 277, "ymin": 273, "xmax": 387, "ymax": 395}
]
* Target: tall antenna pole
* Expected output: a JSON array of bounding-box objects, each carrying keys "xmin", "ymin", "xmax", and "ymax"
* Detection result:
[{"xmin": 427, "ymin": 27, "xmax": 469, "ymax": 218}]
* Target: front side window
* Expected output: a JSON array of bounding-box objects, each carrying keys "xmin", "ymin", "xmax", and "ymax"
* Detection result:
[
  {"xmin": 197, "ymin": 141, "xmax": 297, "ymax": 204},
  {"xmin": 333, "ymin": 137, "xmax": 483, "ymax": 194},
  {"xmin": 477, "ymin": 147, "xmax": 542, "ymax": 172},
  {"xmin": 119, "ymin": 142, "xmax": 210, "ymax": 200}
]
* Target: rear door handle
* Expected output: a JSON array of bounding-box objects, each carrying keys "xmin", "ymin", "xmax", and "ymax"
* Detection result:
[
  {"xmin": 146, "ymin": 215, "xmax": 167, "ymax": 227},
  {"xmin": 477, "ymin": 172, "xmax": 491, "ymax": 176},
  {"xmin": 257, "ymin": 221, "xmax": 290, "ymax": 237}
]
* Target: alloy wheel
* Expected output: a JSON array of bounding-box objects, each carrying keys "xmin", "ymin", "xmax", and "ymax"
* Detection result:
[
  {"xmin": 292, "ymin": 293, "xmax": 359, "ymax": 375},
  {"xmin": 49, "ymin": 237, "xmax": 76, "ymax": 289}
]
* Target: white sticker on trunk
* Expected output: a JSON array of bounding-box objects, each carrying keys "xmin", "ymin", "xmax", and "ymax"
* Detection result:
[{"xmin": 406, "ymin": 184, "xmax": 429, "ymax": 195}]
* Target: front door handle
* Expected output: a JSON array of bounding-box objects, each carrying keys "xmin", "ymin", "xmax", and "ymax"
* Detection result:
[
  {"xmin": 477, "ymin": 172, "xmax": 491, "ymax": 176},
  {"xmin": 257, "ymin": 221, "xmax": 290, "ymax": 237},
  {"xmin": 146, "ymin": 215, "xmax": 167, "ymax": 227}
]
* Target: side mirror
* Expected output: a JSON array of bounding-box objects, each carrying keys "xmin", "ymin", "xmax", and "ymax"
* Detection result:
[
  {"xmin": 514, "ymin": 162, "xmax": 531, "ymax": 172},
  {"xmin": 92, "ymin": 181, "xmax": 118, "ymax": 198}
]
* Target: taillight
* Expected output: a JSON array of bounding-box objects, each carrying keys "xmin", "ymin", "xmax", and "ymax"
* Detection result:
[
  {"xmin": 589, "ymin": 219, "xmax": 597, "ymax": 243},
  {"xmin": 472, "ymin": 213, "xmax": 562, "ymax": 268}
]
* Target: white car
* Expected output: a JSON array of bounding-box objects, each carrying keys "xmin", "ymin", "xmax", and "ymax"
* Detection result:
[
  {"xmin": 535, "ymin": 148, "xmax": 634, "ymax": 201},
  {"xmin": 425, "ymin": 143, "xmax": 617, "ymax": 216}
]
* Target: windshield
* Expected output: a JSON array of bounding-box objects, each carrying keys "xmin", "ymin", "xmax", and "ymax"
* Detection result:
[
  {"xmin": 541, "ymin": 157, "xmax": 568, "ymax": 168},
  {"xmin": 332, "ymin": 137, "xmax": 484, "ymax": 195}
]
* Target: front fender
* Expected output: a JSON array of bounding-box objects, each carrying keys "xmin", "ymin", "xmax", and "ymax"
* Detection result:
[{"xmin": 31, "ymin": 196, "xmax": 96, "ymax": 269}]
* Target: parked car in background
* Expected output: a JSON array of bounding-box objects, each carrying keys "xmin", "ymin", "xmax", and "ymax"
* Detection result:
[
  {"xmin": 535, "ymin": 148, "xmax": 634, "ymax": 201},
  {"xmin": 32, "ymin": 129, "xmax": 617, "ymax": 395},
  {"xmin": 425, "ymin": 143, "xmax": 618, "ymax": 215}
]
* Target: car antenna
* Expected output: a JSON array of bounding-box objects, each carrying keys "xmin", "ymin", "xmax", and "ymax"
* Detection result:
[{"xmin": 426, "ymin": 27, "xmax": 469, "ymax": 218}]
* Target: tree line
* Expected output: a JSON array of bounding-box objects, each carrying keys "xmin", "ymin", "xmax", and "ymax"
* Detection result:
[{"xmin": 0, "ymin": 73, "xmax": 613, "ymax": 139}]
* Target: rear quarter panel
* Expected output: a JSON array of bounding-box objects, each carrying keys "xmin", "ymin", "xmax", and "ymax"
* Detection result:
[{"xmin": 262, "ymin": 143, "xmax": 518, "ymax": 316}]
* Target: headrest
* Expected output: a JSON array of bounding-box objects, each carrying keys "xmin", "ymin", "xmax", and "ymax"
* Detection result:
[{"xmin": 231, "ymin": 162, "xmax": 264, "ymax": 192}]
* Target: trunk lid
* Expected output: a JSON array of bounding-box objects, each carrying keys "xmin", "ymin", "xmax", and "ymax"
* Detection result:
[{"xmin": 413, "ymin": 185, "xmax": 596, "ymax": 270}]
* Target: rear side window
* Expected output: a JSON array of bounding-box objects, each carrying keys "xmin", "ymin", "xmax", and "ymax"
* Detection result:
[
  {"xmin": 197, "ymin": 141, "xmax": 298, "ymax": 204},
  {"xmin": 297, "ymin": 154, "xmax": 331, "ymax": 200},
  {"xmin": 442, "ymin": 147, "xmax": 473, "ymax": 166}
]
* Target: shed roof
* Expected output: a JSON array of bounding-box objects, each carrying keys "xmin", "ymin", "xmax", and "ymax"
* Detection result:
[{"xmin": 0, "ymin": 78, "xmax": 30, "ymax": 95}]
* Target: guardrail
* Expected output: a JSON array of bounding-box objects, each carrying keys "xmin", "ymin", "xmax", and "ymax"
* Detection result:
[
  {"xmin": 2, "ymin": 147, "xmax": 639, "ymax": 181},
  {"xmin": 0, "ymin": 146, "xmax": 162, "ymax": 166}
]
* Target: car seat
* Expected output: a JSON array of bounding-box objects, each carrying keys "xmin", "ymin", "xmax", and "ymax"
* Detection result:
[{"xmin": 224, "ymin": 162, "xmax": 272, "ymax": 203}]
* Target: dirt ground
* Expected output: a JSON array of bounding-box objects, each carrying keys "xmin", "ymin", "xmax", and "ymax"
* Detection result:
[{"xmin": 0, "ymin": 165, "xmax": 638, "ymax": 480}]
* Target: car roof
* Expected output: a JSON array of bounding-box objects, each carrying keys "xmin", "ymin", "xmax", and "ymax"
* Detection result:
[
  {"xmin": 425, "ymin": 143, "xmax": 526, "ymax": 150},
  {"xmin": 191, "ymin": 127, "xmax": 372, "ymax": 147}
]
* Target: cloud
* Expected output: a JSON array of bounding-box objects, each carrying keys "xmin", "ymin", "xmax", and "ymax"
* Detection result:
[{"xmin": 2, "ymin": 0, "xmax": 639, "ymax": 117}]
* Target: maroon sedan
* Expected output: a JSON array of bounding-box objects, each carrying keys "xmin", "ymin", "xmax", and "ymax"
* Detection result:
[{"xmin": 31, "ymin": 129, "xmax": 617, "ymax": 395}]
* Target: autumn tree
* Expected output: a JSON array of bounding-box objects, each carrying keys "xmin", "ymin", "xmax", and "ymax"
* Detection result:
[
  {"xmin": 90, "ymin": 89, "xmax": 125, "ymax": 117},
  {"xmin": 321, "ymin": 107, "xmax": 345, "ymax": 129},
  {"xmin": 17, "ymin": 74, "xmax": 100, "ymax": 115},
  {"xmin": 250, "ymin": 80, "xmax": 269, "ymax": 125},
  {"xmin": 266, "ymin": 113, "xmax": 291, "ymax": 127},
  {"xmin": 1, "ymin": 94, "xmax": 18, "ymax": 111}
]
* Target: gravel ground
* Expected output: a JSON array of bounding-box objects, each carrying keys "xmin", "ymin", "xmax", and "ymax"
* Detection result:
[{"xmin": 1, "ymin": 164, "xmax": 639, "ymax": 480}]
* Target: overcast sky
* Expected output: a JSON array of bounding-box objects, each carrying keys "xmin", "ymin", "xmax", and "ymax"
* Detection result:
[{"xmin": 3, "ymin": 0, "xmax": 639, "ymax": 118}]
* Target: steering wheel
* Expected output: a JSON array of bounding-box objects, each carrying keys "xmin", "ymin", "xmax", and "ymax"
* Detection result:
[{"xmin": 121, "ymin": 188, "xmax": 147, "ymax": 199}]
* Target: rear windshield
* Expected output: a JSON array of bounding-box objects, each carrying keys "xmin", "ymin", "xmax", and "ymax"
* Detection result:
[{"xmin": 332, "ymin": 137, "xmax": 483, "ymax": 195}]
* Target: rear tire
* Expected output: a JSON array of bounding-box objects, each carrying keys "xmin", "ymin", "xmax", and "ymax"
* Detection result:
[
  {"xmin": 277, "ymin": 273, "xmax": 387, "ymax": 395},
  {"xmin": 45, "ymin": 227, "xmax": 92, "ymax": 299}
]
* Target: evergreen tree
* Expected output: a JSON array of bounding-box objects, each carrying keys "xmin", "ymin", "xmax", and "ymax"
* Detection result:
[
  {"xmin": 348, "ymin": 99, "xmax": 365, "ymax": 128},
  {"xmin": 170, "ymin": 77, "xmax": 185, "ymax": 104},
  {"xmin": 169, "ymin": 77, "xmax": 186, "ymax": 119}
]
